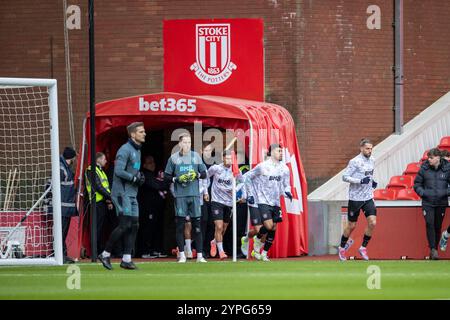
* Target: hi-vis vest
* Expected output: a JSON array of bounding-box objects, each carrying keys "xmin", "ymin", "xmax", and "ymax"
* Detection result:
[{"xmin": 85, "ymin": 165, "xmax": 110, "ymax": 202}]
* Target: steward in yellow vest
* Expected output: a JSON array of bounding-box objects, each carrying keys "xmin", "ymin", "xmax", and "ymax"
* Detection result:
[
  {"xmin": 85, "ymin": 152, "xmax": 113, "ymax": 255},
  {"xmin": 85, "ymin": 164, "xmax": 111, "ymax": 203}
]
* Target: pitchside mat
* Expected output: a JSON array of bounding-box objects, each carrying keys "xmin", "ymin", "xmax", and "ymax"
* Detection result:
[{"xmin": 0, "ymin": 259, "xmax": 449, "ymax": 300}]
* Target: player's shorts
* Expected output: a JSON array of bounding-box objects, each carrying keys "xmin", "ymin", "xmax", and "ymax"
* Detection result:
[
  {"xmin": 258, "ymin": 204, "xmax": 282, "ymax": 223},
  {"xmin": 112, "ymin": 195, "xmax": 139, "ymax": 217},
  {"xmin": 249, "ymin": 206, "xmax": 263, "ymax": 226},
  {"xmin": 174, "ymin": 196, "xmax": 201, "ymax": 218},
  {"xmin": 347, "ymin": 199, "xmax": 377, "ymax": 222},
  {"xmin": 211, "ymin": 201, "xmax": 232, "ymax": 223},
  {"xmin": 201, "ymin": 200, "xmax": 211, "ymax": 222}
]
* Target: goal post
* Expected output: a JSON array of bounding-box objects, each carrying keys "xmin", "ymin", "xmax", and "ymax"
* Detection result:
[{"xmin": 0, "ymin": 77, "xmax": 63, "ymax": 266}]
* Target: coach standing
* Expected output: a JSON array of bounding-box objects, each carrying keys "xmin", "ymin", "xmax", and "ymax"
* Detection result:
[
  {"xmin": 98, "ymin": 122, "xmax": 146, "ymax": 270},
  {"xmin": 414, "ymin": 148, "xmax": 450, "ymax": 260}
]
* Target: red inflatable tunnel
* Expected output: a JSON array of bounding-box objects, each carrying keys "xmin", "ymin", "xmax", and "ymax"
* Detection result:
[{"xmin": 74, "ymin": 92, "xmax": 308, "ymax": 258}]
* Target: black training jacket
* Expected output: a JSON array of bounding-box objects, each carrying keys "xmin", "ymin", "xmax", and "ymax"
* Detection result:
[{"xmin": 413, "ymin": 159, "xmax": 450, "ymax": 207}]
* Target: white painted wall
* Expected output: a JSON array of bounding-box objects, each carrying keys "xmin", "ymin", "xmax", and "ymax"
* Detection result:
[{"xmin": 308, "ymin": 91, "xmax": 450, "ymax": 201}]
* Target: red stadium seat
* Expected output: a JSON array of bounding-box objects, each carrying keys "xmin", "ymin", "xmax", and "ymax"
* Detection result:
[
  {"xmin": 438, "ymin": 136, "xmax": 450, "ymax": 152},
  {"xmin": 373, "ymin": 189, "xmax": 397, "ymax": 200},
  {"xmin": 420, "ymin": 150, "xmax": 429, "ymax": 163},
  {"xmin": 395, "ymin": 188, "xmax": 420, "ymax": 201},
  {"xmin": 386, "ymin": 175, "xmax": 414, "ymax": 191},
  {"xmin": 403, "ymin": 162, "xmax": 421, "ymax": 179},
  {"xmin": 439, "ymin": 136, "xmax": 450, "ymax": 147}
]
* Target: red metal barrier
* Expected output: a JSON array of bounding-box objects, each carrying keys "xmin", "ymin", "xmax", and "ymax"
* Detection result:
[{"xmin": 342, "ymin": 206, "xmax": 450, "ymax": 259}]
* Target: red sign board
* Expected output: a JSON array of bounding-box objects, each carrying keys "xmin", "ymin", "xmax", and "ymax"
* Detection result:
[
  {"xmin": 164, "ymin": 19, "xmax": 264, "ymax": 101},
  {"xmin": 0, "ymin": 212, "xmax": 53, "ymax": 257}
]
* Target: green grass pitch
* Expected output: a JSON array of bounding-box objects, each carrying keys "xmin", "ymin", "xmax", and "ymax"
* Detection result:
[{"xmin": 0, "ymin": 260, "xmax": 449, "ymax": 299}]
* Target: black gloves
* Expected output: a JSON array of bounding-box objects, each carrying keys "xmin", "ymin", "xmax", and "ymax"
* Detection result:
[
  {"xmin": 372, "ymin": 180, "xmax": 378, "ymax": 189},
  {"xmin": 132, "ymin": 172, "xmax": 145, "ymax": 186},
  {"xmin": 360, "ymin": 176, "xmax": 371, "ymax": 185},
  {"xmin": 247, "ymin": 196, "xmax": 255, "ymax": 205}
]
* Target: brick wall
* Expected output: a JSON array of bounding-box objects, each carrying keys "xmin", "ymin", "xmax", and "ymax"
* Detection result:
[{"xmin": 1, "ymin": 0, "xmax": 450, "ymax": 191}]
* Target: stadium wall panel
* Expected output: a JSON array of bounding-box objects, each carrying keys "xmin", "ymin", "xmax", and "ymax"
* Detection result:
[
  {"xmin": 341, "ymin": 206, "xmax": 450, "ymax": 259},
  {"xmin": 1, "ymin": 0, "xmax": 450, "ymax": 190}
]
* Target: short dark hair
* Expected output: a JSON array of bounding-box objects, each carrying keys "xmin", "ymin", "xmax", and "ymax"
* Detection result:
[
  {"xmin": 267, "ymin": 143, "xmax": 282, "ymax": 156},
  {"xmin": 127, "ymin": 122, "xmax": 144, "ymax": 136},
  {"xmin": 428, "ymin": 148, "xmax": 441, "ymax": 158},
  {"xmin": 95, "ymin": 152, "xmax": 105, "ymax": 161},
  {"xmin": 360, "ymin": 138, "xmax": 372, "ymax": 147},
  {"xmin": 223, "ymin": 150, "xmax": 232, "ymax": 157},
  {"xmin": 179, "ymin": 132, "xmax": 191, "ymax": 142},
  {"xmin": 202, "ymin": 141, "xmax": 212, "ymax": 149},
  {"xmin": 440, "ymin": 149, "xmax": 450, "ymax": 158}
]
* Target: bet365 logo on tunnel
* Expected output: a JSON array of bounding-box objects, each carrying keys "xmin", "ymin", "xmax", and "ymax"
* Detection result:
[
  {"xmin": 139, "ymin": 97, "xmax": 196, "ymax": 112},
  {"xmin": 190, "ymin": 23, "xmax": 237, "ymax": 85}
]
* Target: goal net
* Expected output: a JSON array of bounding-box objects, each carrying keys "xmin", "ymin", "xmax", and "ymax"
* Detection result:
[{"xmin": 0, "ymin": 78, "xmax": 63, "ymax": 265}]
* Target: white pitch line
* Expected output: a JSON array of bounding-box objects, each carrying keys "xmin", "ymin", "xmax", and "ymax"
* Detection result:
[{"xmin": 1, "ymin": 272, "xmax": 450, "ymax": 278}]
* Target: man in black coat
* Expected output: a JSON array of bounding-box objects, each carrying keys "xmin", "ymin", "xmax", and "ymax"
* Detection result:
[
  {"xmin": 414, "ymin": 148, "xmax": 450, "ymax": 260},
  {"xmin": 439, "ymin": 150, "xmax": 450, "ymax": 252},
  {"xmin": 60, "ymin": 147, "xmax": 78, "ymax": 264},
  {"xmin": 137, "ymin": 155, "xmax": 170, "ymax": 257}
]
